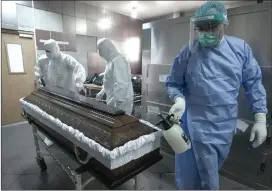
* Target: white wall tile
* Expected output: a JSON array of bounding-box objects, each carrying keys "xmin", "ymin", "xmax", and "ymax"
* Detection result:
[
  {"xmin": 17, "ymin": 4, "xmax": 34, "ymax": 31},
  {"xmin": 47, "ymin": 12, "xmax": 63, "ymax": 32}
]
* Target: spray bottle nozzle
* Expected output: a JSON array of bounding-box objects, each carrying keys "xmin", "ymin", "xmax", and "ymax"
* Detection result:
[
  {"xmin": 166, "ymin": 114, "xmax": 174, "ymax": 121},
  {"xmin": 157, "ymin": 113, "xmax": 183, "ymax": 125},
  {"xmin": 156, "ymin": 113, "xmax": 174, "ymax": 131},
  {"xmin": 155, "ymin": 113, "xmax": 164, "ymax": 126}
]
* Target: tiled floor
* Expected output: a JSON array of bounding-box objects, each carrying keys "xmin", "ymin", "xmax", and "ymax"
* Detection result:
[{"xmin": 1, "ymin": 122, "xmax": 252, "ymax": 190}]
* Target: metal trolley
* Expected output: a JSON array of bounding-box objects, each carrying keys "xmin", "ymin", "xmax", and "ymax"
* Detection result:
[{"xmin": 23, "ymin": 112, "xmax": 142, "ymax": 190}]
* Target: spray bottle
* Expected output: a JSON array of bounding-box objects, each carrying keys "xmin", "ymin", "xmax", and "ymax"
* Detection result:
[{"xmin": 157, "ymin": 113, "xmax": 191, "ymax": 154}]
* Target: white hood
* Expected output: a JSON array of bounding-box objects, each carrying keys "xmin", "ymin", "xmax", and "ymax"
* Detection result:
[
  {"xmin": 97, "ymin": 38, "xmax": 120, "ymax": 63},
  {"xmin": 44, "ymin": 39, "xmax": 61, "ymax": 60}
]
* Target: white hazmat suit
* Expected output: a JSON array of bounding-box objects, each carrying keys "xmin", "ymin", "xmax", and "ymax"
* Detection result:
[
  {"xmin": 35, "ymin": 54, "xmax": 49, "ymax": 87},
  {"xmin": 44, "ymin": 39, "xmax": 86, "ymax": 93},
  {"xmin": 34, "ymin": 54, "xmax": 53, "ymax": 147},
  {"xmin": 96, "ymin": 38, "xmax": 134, "ymax": 114}
]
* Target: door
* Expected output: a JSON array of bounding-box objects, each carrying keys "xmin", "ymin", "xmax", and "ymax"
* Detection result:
[{"xmin": 1, "ymin": 32, "xmax": 36, "ymax": 125}]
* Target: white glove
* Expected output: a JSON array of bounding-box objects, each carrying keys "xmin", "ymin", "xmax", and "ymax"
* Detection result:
[
  {"xmin": 169, "ymin": 97, "xmax": 186, "ymax": 123},
  {"xmin": 250, "ymin": 113, "xmax": 267, "ymax": 148},
  {"xmin": 96, "ymin": 89, "xmax": 105, "ymax": 101},
  {"xmin": 75, "ymin": 83, "xmax": 83, "ymax": 93}
]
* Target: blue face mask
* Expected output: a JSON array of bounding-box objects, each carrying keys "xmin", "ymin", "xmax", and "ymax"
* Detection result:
[{"xmin": 198, "ymin": 31, "xmax": 221, "ymax": 47}]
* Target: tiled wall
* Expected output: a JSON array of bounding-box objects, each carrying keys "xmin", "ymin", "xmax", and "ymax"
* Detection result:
[
  {"xmin": 141, "ymin": 2, "xmax": 271, "ymax": 121},
  {"xmin": 2, "ymin": 1, "xmax": 143, "ymax": 75}
]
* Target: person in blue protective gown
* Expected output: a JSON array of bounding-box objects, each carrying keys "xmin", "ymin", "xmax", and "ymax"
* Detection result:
[{"xmin": 165, "ymin": 1, "xmax": 267, "ymax": 190}]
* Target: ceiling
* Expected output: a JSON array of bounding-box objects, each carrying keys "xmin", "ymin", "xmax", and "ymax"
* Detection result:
[{"xmin": 83, "ymin": 1, "xmax": 255, "ymax": 21}]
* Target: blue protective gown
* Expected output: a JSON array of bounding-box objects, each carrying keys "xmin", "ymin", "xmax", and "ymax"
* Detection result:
[{"xmin": 166, "ymin": 36, "xmax": 267, "ymax": 190}]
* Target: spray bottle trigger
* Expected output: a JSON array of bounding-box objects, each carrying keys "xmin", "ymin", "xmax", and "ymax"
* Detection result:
[
  {"xmin": 167, "ymin": 114, "xmax": 174, "ymax": 121},
  {"xmin": 156, "ymin": 120, "xmax": 163, "ymax": 126},
  {"xmin": 156, "ymin": 113, "xmax": 173, "ymax": 130}
]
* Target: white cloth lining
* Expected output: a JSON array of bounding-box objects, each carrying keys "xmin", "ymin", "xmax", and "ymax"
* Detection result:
[{"xmin": 20, "ymin": 98, "xmax": 162, "ymax": 169}]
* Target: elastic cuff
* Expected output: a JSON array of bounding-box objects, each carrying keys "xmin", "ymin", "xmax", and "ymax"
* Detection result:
[
  {"xmin": 173, "ymin": 95, "xmax": 184, "ymax": 102},
  {"xmin": 254, "ymin": 113, "xmax": 266, "ymax": 123},
  {"xmin": 175, "ymin": 97, "xmax": 185, "ymax": 103}
]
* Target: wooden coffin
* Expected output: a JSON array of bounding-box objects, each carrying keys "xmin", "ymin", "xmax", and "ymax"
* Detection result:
[{"xmin": 22, "ymin": 88, "xmax": 162, "ymax": 189}]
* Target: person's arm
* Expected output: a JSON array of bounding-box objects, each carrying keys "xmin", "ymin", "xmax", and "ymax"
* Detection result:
[
  {"xmin": 67, "ymin": 57, "xmax": 86, "ymax": 92},
  {"xmin": 74, "ymin": 63, "xmax": 86, "ymax": 92},
  {"xmin": 96, "ymin": 86, "xmax": 105, "ymax": 101},
  {"xmin": 165, "ymin": 46, "xmax": 189, "ymax": 122},
  {"xmin": 96, "ymin": 68, "xmax": 107, "ymax": 101},
  {"xmin": 34, "ymin": 59, "xmax": 44, "ymax": 86},
  {"xmin": 242, "ymin": 44, "xmax": 267, "ymax": 114},
  {"xmin": 165, "ymin": 46, "xmax": 189, "ymax": 101},
  {"xmin": 107, "ymin": 57, "xmax": 131, "ymax": 107},
  {"xmin": 242, "ymin": 43, "xmax": 267, "ymax": 148},
  {"xmin": 35, "ymin": 59, "xmax": 42, "ymax": 78}
]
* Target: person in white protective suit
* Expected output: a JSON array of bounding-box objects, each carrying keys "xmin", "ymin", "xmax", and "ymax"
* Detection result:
[
  {"xmin": 96, "ymin": 38, "xmax": 134, "ymax": 114},
  {"xmin": 44, "ymin": 39, "xmax": 86, "ymax": 94},
  {"xmin": 35, "ymin": 54, "xmax": 49, "ymax": 87},
  {"xmin": 34, "ymin": 54, "xmax": 52, "ymax": 146}
]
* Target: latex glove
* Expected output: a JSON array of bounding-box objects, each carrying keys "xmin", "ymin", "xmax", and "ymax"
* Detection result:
[
  {"xmin": 250, "ymin": 113, "xmax": 267, "ymax": 148},
  {"xmin": 169, "ymin": 97, "xmax": 186, "ymax": 123},
  {"xmin": 96, "ymin": 89, "xmax": 105, "ymax": 101},
  {"xmin": 115, "ymin": 100, "xmax": 124, "ymax": 108}
]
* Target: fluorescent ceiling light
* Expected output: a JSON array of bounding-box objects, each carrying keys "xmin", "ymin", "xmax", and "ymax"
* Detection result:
[
  {"xmin": 19, "ymin": 34, "xmax": 33, "ymax": 39},
  {"xmin": 39, "ymin": 39, "xmax": 69, "ymax": 45},
  {"xmin": 97, "ymin": 18, "xmax": 112, "ymax": 29},
  {"xmin": 131, "ymin": 1, "xmax": 138, "ymax": 7},
  {"xmin": 156, "ymin": 1, "xmax": 172, "ymax": 5},
  {"xmin": 131, "ymin": 7, "xmax": 137, "ymax": 18}
]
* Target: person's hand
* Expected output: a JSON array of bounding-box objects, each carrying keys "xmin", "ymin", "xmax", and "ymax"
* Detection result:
[
  {"xmin": 250, "ymin": 113, "xmax": 267, "ymax": 148},
  {"xmin": 115, "ymin": 100, "xmax": 124, "ymax": 108},
  {"xmin": 169, "ymin": 97, "xmax": 186, "ymax": 123},
  {"xmin": 96, "ymin": 89, "xmax": 105, "ymax": 101},
  {"xmin": 75, "ymin": 83, "xmax": 83, "ymax": 93}
]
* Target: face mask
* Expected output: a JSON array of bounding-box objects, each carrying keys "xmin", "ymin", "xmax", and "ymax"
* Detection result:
[
  {"xmin": 198, "ymin": 31, "xmax": 221, "ymax": 47},
  {"xmin": 98, "ymin": 50, "xmax": 105, "ymax": 61},
  {"xmin": 46, "ymin": 51, "xmax": 52, "ymax": 59}
]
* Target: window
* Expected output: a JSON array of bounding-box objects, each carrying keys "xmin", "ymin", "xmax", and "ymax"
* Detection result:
[{"xmin": 5, "ymin": 43, "xmax": 25, "ymax": 74}]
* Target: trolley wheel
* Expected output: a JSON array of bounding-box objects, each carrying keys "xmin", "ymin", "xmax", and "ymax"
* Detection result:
[{"xmin": 36, "ymin": 157, "xmax": 47, "ymax": 171}]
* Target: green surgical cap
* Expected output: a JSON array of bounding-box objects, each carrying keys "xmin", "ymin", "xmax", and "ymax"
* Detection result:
[{"xmin": 195, "ymin": 1, "xmax": 229, "ymax": 25}]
